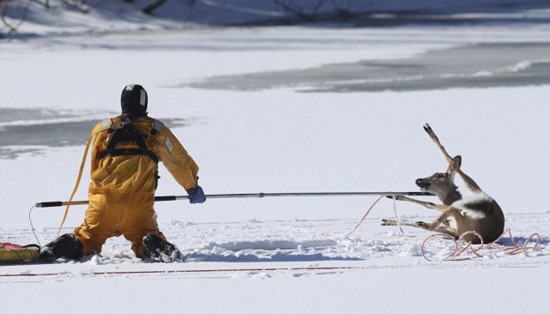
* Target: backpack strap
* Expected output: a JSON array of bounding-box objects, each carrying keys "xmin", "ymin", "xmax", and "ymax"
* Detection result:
[{"xmin": 98, "ymin": 116, "xmax": 160, "ymax": 163}]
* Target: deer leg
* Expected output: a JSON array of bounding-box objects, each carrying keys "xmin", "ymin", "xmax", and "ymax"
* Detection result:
[
  {"xmin": 381, "ymin": 218, "xmax": 457, "ymax": 237},
  {"xmin": 381, "ymin": 219, "xmax": 440, "ymax": 229},
  {"xmin": 382, "ymin": 219, "xmax": 426, "ymax": 227},
  {"xmin": 423, "ymin": 124, "xmax": 483, "ymax": 193},
  {"xmin": 390, "ymin": 195, "xmax": 449, "ymax": 212},
  {"xmin": 382, "ymin": 197, "xmax": 453, "ymax": 228},
  {"xmin": 423, "ymin": 124, "xmax": 456, "ymax": 165},
  {"xmin": 424, "ymin": 211, "xmax": 460, "ymax": 238},
  {"xmin": 383, "ymin": 212, "xmax": 460, "ymax": 238}
]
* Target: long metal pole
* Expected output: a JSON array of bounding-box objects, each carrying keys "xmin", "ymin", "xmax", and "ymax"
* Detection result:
[{"xmin": 35, "ymin": 191, "xmax": 431, "ymax": 208}]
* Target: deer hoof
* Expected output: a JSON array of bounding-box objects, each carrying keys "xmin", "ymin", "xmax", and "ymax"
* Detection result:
[
  {"xmin": 381, "ymin": 219, "xmax": 396, "ymax": 226},
  {"xmin": 423, "ymin": 124, "xmax": 432, "ymax": 133},
  {"xmin": 415, "ymin": 221, "xmax": 429, "ymax": 228}
]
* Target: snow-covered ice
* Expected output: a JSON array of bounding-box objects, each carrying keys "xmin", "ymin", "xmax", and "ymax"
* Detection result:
[{"xmin": 1, "ymin": 1, "xmax": 550, "ymax": 314}]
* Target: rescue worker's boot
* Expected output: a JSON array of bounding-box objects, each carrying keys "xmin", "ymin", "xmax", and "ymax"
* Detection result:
[
  {"xmin": 142, "ymin": 233, "xmax": 183, "ymax": 263},
  {"xmin": 38, "ymin": 233, "xmax": 83, "ymax": 263}
]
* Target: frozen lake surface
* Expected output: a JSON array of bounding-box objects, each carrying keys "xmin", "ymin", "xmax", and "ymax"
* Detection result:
[
  {"xmin": 186, "ymin": 42, "xmax": 550, "ymax": 92},
  {"xmin": 0, "ymin": 108, "xmax": 189, "ymax": 158},
  {"xmin": 2, "ymin": 33, "xmax": 549, "ymax": 158}
]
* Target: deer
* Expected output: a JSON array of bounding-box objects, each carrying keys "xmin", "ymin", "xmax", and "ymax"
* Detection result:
[{"xmin": 382, "ymin": 124, "xmax": 505, "ymax": 244}]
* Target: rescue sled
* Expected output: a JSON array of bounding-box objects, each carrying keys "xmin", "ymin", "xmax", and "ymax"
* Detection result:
[{"xmin": 0, "ymin": 242, "xmax": 39, "ymax": 264}]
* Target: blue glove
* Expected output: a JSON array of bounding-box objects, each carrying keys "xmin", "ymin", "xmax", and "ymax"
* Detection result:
[{"xmin": 186, "ymin": 185, "xmax": 206, "ymax": 204}]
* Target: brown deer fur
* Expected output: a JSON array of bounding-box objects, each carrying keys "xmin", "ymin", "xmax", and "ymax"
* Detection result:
[{"xmin": 382, "ymin": 124, "xmax": 505, "ymax": 244}]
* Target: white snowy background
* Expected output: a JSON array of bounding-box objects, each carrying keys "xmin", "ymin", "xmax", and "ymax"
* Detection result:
[{"xmin": 1, "ymin": 1, "xmax": 550, "ymax": 313}]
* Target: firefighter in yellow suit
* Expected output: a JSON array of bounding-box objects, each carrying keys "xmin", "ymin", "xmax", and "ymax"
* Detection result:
[{"xmin": 39, "ymin": 84, "xmax": 205, "ymax": 263}]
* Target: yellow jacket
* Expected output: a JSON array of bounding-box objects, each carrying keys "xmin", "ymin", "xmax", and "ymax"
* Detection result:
[
  {"xmin": 90, "ymin": 115, "xmax": 199, "ymax": 192},
  {"xmin": 74, "ymin": 115, "xmax": 199, "ymax": 257}
]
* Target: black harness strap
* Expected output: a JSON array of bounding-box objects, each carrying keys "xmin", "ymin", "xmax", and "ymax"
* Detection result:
[{"xmin": 98, "ymin": 119, "xmax": 159, "ymax": 163}]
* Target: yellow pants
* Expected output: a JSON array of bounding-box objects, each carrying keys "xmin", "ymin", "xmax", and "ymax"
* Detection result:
[{"xmin": 73, "ymin": 187, "xmax": 165, "ymax": 258}]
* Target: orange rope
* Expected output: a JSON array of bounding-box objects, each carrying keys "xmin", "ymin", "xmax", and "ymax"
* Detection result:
[{"xmin": 57, "ymin": 134, "xmax": 94, "ymax": 236}]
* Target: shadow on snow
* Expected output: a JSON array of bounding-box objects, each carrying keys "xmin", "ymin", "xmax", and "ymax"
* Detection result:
[{"xmin": 185, "ymin": 239, "xmax": 364, "ymax": 262}]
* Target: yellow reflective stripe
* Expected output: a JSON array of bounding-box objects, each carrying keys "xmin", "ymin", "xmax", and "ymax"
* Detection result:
[{"xmin": 101, "ymin": 119, "xmax": 111, "ymax": 129}]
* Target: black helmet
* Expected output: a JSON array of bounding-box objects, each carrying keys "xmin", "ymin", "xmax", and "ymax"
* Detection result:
[{"xmin": 121, "ymin": 84, "xmax": 148, "ymax": 117}]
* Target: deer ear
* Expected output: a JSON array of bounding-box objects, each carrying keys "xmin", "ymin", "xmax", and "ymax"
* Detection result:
[
  {"xmin": 446, "ymin": 155, "xmax": 462, "ymax": 174},
  {"xmin": 453, "ymin": 155, "xmax": 462, "ymax": 168}
]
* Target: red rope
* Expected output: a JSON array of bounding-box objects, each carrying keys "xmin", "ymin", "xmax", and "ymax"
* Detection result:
[
  {"xmin": 345, "ymin": 195, "xmax": 385, "ymax": 237},
  {"xmin": 391, "ymin": 195, "xmax": 404, "ymax": 234},
  {"xmin": 0, "ymin": 265, "xmax": 363, "ymax": 278},
  {"xmin": 346, "ymin": 195, "xmax": 408, "ymax": 237},
  {"xmin": 485, "ymin": 229, "xmax": 541, "ymax": 255},
  {"xmin": 421, "ymin": 228, "xmax": 542, "ymax": 261}
]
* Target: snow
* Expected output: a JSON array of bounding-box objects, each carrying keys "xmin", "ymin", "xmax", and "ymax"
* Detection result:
[{"xmin": 1, "ymin": 1, "xmax": 550, "ymax": 314}]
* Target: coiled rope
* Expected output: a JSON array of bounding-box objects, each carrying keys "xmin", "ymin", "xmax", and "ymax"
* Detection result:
[{"xmin": 421, "ymin": 228, "xmax": 543, "ymax": 261}]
